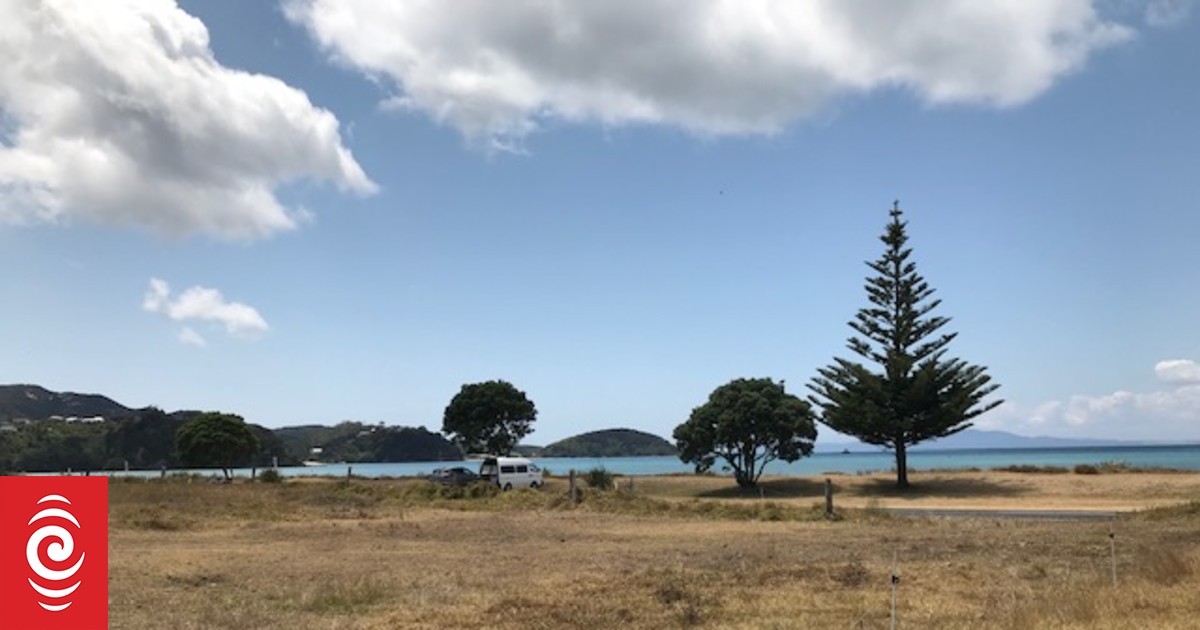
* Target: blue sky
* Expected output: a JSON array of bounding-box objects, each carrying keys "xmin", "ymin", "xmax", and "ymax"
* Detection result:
[{"xmin": 1, "ymin": 1, "xmax": 1198, "ymax": 444}]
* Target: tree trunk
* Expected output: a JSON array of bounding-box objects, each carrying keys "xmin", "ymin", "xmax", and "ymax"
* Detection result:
[
  {"xmin": 735, "ymin": 468, "xmax": 756, "ymax": 488},
  {"xmin": 895, "ymin": 442, "xmax": 909, "ymax": 489},
  {"xmin": 734, "ymin": 449, "xmax": 758, "ymax": 488}
]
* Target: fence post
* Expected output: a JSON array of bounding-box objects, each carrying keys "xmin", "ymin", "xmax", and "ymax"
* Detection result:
[
  {"xmin": 569, "ymin": 469, "xmax": 578, "ymax": 503},
  {"xmin": 1109, "ymin": 526, "xmax": 1117, "ymax": 587},
  {"xmin": 890, "ymin": 551, "xmax": 899, "ymax": 630},
  {"xmin": 251, "ymin": 467, "xmax": 256, "ymax": 481},
  {"xmin": 825, "ymin": 478, "xmax": 834, "ymax": 519},
  {"xmin": 347, "ymin": 466, "xmax": 353, "ymax": 482}
]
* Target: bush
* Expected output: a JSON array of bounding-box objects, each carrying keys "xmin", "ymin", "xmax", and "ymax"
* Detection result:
[
  {"xmin": 583, "ymin": 467, "xmax": 615, "ymax": 491},
  {"xmin": 996, "ymin": 465, "xmax": 1069, "ymax": 474},
  {"xmin": 1096, "ymin": 460, "xmax": 1131, "ymax": 473},
  {"xmin": 258, "ymin": 468, "xmax": 283, "ymax": 483},
  {"xmin": 464, "ymin": 480, "xmax": 501, "ymax": 499},
  {"xmin": 1073, "ymin": 464, "xmax": 1099, "ymax": 475}
]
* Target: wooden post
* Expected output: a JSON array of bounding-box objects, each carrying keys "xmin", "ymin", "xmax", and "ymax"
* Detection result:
[
  {"xmin": 251, "ymin": 467, "xmax": 256, "ymax": 481},
  {"xmin": 1109, "ymin": 526, "xmax": 1117, "ymax": 587},
  {"xmin": 569, "ymin": 469, "xmax": 578, "ymax": 503},
  {"xmin": 825, "ymin": 478, "xmax": 834, "ymax": 518},
  {"xmin": 347, "ymin": 466, "xmax": 353, "ymax": 482},
  {"xmin": 890, "ymin": 551, "xmax": 899, "ymax": 630}
]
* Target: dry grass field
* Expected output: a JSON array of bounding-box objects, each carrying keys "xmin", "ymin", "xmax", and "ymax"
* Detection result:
[{"xmin": 108, "ymin": 471, "xmax": 1200, "ymax": 629}]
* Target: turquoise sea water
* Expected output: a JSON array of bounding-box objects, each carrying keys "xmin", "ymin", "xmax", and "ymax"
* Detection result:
[{"xmin": 95, "ymin": 444, "xmax": 1200, "ymax": 479}]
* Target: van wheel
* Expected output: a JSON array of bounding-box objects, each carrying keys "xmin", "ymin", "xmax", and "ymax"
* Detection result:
[
  {"xmin": 503, "ymin": 483, "xmax": 512, "ymax": 491},
  {"xmin": 530, "ymin": 481, "xmax": 539, "ymax": 489}
]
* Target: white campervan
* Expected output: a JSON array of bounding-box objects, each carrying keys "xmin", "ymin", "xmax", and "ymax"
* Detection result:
[{"xmin": 479, "ymin": 456, "xmax": 543, "ymax": 490}]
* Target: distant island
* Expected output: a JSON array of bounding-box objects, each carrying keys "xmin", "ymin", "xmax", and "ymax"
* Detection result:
[
  {"xmin": 536, "ymin": 428, "xmax": 677, "ymax": 458},
  {"xmin": 824, "ymin": 429, "xmax": 1145, "ymax": 453}
]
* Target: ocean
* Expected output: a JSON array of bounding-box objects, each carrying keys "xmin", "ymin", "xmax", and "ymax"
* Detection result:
[{"xmin": 95, "ymin": 443, "xmax": 1200, "ymax": 479}]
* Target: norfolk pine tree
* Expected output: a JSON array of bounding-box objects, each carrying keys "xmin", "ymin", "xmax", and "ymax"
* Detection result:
[{"xmin": 809, "ymin": 203, "xmax": 1002, "ymax": 488}]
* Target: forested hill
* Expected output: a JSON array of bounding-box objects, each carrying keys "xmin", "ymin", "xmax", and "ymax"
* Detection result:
[
  {"xmin": 541, "ymin": 428, "xmax": 677, "ymax": 457},
  {"xmin": 0, "ymin": 384, "xmax": 461, "ymax": 472},
  {"xmin": 0, "ymin": 384, "xmax": 131, "ymax": 420},
  {"xmin": 274, "ymin": 422, "xmax": 462, "ymax": 463}
]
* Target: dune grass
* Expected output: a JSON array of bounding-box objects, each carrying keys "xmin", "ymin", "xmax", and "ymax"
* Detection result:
[{"xmin": 107, "ymin": 473, "xmax": 1200, "ymax": 628}]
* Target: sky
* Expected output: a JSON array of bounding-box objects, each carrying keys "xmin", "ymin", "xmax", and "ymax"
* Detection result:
[{"xmin": 1, "ymin": 0, "xmax": 1198, "ymax": 446}]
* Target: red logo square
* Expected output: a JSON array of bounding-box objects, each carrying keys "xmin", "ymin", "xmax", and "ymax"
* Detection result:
[{"xmin": 0, "ymin": 477, "xmax": 108, "ymax": 630}]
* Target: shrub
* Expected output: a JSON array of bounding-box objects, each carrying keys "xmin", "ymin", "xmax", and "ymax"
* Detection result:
[
  {"xmin": 464, "ymin": 481, "xmax": 501, "ymax": 499},
  {"xmin": 1096, "ymin": 460, "xmax": 1131, "ymax": 473},
  {"xmin": 583, "ymin": 467, "xmax": 615, "ymax": 490},
  {"xmin": 258, "ymin": 468, "xmax": 283, "ymax": 483},
  {"xmin": 996, "ymin": 464, "xmax": 1069, "ymax": 474},
  {"xmin": 1073, "ymin": 464, "xmax": 1099, "ymax": 475}
]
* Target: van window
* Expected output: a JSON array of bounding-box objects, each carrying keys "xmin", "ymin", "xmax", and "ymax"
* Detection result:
[
  {"xmin": 516, "ymin": 465, "xmax": 528, "ymax": 473},
  {"xmin": 529, "ymin": 464, "xmax": 540, "ymax": 472},
  {"xmin": 500, "ymin": 465, "xmax": 516, "ymax": 474},
  {"xmin": 479, "ymin": 464, "xmax": 497, "ymax": 475}
]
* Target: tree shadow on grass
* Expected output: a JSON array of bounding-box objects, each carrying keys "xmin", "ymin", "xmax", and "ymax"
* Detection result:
[
  {"xmin": 849, "ymin": 476, "xmax": 1031, "ymax": 499},
  {"xmin": 697, "ymin": 477, "xmax": 827, "ymax": 499}
]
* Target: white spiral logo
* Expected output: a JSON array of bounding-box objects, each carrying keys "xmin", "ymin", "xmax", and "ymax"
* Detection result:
[{"xmin": 26, "ymin": 494, "xmax": 86, "ymax": 612}]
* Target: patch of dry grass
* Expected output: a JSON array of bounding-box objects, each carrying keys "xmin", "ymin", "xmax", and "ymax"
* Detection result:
[{"xmin": 107, "ymin": 474, "xmax": 1200, "ymax": 628}]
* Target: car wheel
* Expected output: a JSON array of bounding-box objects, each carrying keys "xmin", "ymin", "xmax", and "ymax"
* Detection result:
[
  {"xmin": 503, "ymin": 483, "xmax": 512, "ymax": 491},
  {"xmin": 530, "ymin": 481, "xmax": 539, "ymax": 489}
]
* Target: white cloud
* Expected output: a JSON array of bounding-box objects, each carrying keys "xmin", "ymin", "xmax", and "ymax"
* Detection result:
[
  {"xmin": 978, "ymin": 361, "xmax": 1200, "ymax": 441},
  {"xmin": 1156, "ymin": 359, "xmax": 1200, "ymax": 384},
  {"xmin": 0, "ymin": 0, "xmax": 376, "ymax": 240},
  {"xmin": 178, "ymin": 327, "xmax": 207, "ymax": 347},
  {"xmin": 144, "ymin": 277, "xmax": 268, "ymax": 337},
  {"xmin": 286, "ymin": 0, "xmax": 1133, "ymax": 149},
  {"xmin": 1145, "ymin": 0, "xmax": 1194, "ymax": 26}
]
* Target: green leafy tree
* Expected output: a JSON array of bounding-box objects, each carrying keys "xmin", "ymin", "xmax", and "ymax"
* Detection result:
[
  {"xmin": 442, "ymin": 380, "xmax": 536, "ymax": 456},
  {"xmin": 175, "ymin": 412, "xmax": 259, "ymax": 480},
  {"xmin": 105, "ymin": 407, "xmax": 185, "ymax": 469},
  {"xmin": 809, "ymin": 203, "xmax": 1002, "ymax": 488},
  {"xmin": 674, "ymin": 378, "xmax": 817, "ymax": 489}
]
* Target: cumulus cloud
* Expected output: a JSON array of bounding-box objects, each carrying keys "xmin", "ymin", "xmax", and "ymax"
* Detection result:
[
  {"xmin": 178, "ymin": 327, "xmax": 207, "ymax": 347},
  {"xmin": 1156, "ymin": 359, "xmax": 1200, "ymax": 384},
  {"xmin": 144, "ymin": 277, "xmax": 268, "ymax": 338},
  {"xmin": 978, "ymin": 361, "xmax": 1200, "ymax": 441},
  {"xmin": 0, "ymin": 0, "xmax": 376, "ymax": 240},
  {"xmin": 286, "ymin": 0, "xmax": 1133, "ymax": 148}
]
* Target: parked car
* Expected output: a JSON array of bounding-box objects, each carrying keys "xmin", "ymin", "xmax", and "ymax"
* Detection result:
[
  {"xmin": 478, "ymin": 456, "xmax": 543, "ymax": 490},
  {"xmin": 426, "ymin": 466, "xmax": 479, "ymax": 486}
]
